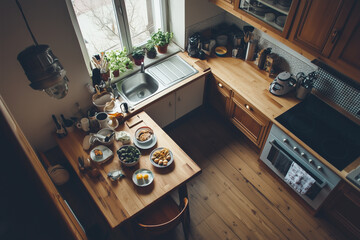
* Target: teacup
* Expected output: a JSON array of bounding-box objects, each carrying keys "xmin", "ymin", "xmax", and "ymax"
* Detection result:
[
  {"xmin": 96, "ymin": 112, "xmax": 109, "ymax": 129},
  {"xmin": 76, "ymin": 118, "xmax": 90, "ymax": 132}
]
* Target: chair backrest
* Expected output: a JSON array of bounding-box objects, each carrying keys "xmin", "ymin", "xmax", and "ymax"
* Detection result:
[{"xmin": 138, "ymin": 197, "xmax": 189, "ymax": 235}]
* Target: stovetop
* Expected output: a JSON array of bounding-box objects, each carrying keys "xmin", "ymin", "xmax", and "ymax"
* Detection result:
[{"xmin": 276, "ymin": 95, "xmax": 360, "ymax": 171}]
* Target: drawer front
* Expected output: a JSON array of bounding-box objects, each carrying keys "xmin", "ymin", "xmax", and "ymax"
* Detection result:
[
  {"xmin": 213, "ymin": 74, "xmax": 231, "ymax": 98},
  {"xmin": 230, "ymin": 92, "xmax": 269, "ymax": 147}
]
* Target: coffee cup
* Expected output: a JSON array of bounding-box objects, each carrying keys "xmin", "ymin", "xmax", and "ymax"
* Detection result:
[
  {"xmin": 96, "ymin": 112, "xmax": 109, "ymax": 129},
  {"xmin": 76, "ymin": 118, "xmax": 90, "ymax": 132}
]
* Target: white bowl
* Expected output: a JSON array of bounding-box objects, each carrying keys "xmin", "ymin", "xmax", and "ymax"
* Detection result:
[
  {"xmin": 96, "ymin": 128, "xmax": 115, "ymax": 145},
  {"xmin": 135, "ymin": 126, "xmax": 154, "ymax": 145}
]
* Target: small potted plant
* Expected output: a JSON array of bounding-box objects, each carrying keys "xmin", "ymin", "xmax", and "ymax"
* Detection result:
[
  {"xmin": 105, "ymin": 48, "xmax": 133, "ymax": 77},
  {"xmin": 132, "ymin": 46, "xmax": 145, "ymax": 66},
  {"xmin": 145, "ymin": 40, "xmax": 157, "ymax": 59},
  {"xmin": 151, "ymin": 29, "xmax": 173, "ymax": 54}
]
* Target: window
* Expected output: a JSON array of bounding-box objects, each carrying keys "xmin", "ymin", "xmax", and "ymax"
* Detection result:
[{"xmin": 68, "ymin": 0, "xmax": 166, "ymax": 59}]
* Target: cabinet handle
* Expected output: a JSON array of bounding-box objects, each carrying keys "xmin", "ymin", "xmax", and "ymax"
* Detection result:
[
  {"xmin": 331, "ymin": 30, "xmax": 339, "ymax": 44},
  {"xmin": 218, "ymin": 83, "xmax": 223, "ymax": 88},
  {"xmin": 245, "ymin": 104, "xmax": 252, "ymax": 111}
]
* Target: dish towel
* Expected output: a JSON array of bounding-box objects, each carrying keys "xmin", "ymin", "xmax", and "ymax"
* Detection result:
[{"xmin": 285, "ymin": 162, "xmax": 315, "ymax": 194}]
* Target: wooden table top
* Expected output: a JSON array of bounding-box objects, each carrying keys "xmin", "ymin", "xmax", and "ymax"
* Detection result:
[{"xmin": 56, "ymin": 111, "xmax": 201, "ymax": 229}]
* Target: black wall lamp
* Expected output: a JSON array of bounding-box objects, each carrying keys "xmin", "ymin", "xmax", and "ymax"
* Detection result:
[{"xmin": 16, "ymin": 0, "xmax": 69, "ymax": 99}]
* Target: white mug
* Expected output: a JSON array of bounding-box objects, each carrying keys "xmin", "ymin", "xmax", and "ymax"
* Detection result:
[
  {"xmin": 96, "ymin": 112, "xmax": 109, "ymax": 129},
  {"xmin": 77, "ymin": 118, "xmax": 90, "ymax": 132}
]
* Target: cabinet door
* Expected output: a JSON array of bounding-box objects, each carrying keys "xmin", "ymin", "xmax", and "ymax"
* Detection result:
[
  {"xmin": 289, "ymin": 0, "xmax": 356, "ymax": 57},
  {"xmin": 329, "ymin": 1, "xmax": 360, "ymax": 83},
  {"xmin": 145, "ymin": 93, "xmax": 176, "ymax": 128},
  {"xmin": 175, "ymin": 76, "xmax": 206, "ymax": 120},
  {"xmin": 230, "ymin": 92, "xmax": 269, "ymax": 148},
  {"xmin": 208, "ymin": 74, "xmax": 232, "ymax": 117}
]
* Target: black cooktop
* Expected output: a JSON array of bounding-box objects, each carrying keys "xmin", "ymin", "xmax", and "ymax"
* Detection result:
[{"xmin": 276, "ymin": 95, "xmax": 360, "ymax": 171}]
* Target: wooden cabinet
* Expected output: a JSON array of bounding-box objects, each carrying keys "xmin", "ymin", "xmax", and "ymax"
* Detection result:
[
  {"xmin": 146, "ymin": 76, "xmax": 206, "ymax": 128},
  {"xmin": 328, "ymin": 1, "xmax": 360, "ymax": 82},
  {"xmin": 208, "ymin": 74, "xmax": 232, "ymax": 117},
  {"xmin": 289, "ymin": 0, "xmax": 356, "ymax": 57},
  {"xmin": 209, "ymin": 0, "xmax": 234, "ymax": 9},
  {"xmin": 323, "ymin": 182, "xmax": 360, "ymax": 240},
  {"xmin": 233, "ymin": 0, "xmax": 300, "ymax": 38},
  {"xmin": 229, "ymin": 92, "xmax": 270, "ymax": 148}
]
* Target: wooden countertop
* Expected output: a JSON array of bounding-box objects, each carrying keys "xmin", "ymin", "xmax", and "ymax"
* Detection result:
[
  {"xmin": 199, "ymin": 54, "xmax": 360, "ymax": 191},
  {"xmin": 56, "ymin": 111, "xmax": 201, "ymax": 229}
]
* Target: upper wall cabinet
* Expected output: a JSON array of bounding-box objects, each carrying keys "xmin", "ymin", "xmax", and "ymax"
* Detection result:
[
  {"xmin": 288, "ymin": 0, "xmax": 356, "ymax": 57},
  {"xmin": 234, "ymin": 0, "xmax": 300, "ymax": 37},
  {"xmin": 328, "ymin": 1, "xmax": 360, "ymax": 82}
]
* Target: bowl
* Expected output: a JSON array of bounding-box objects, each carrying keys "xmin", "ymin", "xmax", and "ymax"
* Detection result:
[
  {"xmin": 135, "ymin": 126, "xmax": 154, "ymax": 144},
  {"xmin": 92, "ymin": 92, "xmax": 114, "ymax": 111},
  {"xmin": 150, "ymin": 147, "xmax": 174, "ymax": 168},
  {"xmin": 215, "ymin": 46, "xmax": 227, "ymax": 57},
  {"xmin": 117, "ymin": 145, "xmax": 141, "ymax": 167},
  {"xmin": 96, "ymin": 128, "xmax": 115, "ymax": 145},
  {"xmin": 265, "ymin": 13, "xmax": 275, "ymax": 22}
]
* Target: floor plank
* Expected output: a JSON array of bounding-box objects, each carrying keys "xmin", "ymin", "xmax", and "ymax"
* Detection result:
[{"xmin": 165, "ymin": 108, "xmax": 347, "ymax": 240}]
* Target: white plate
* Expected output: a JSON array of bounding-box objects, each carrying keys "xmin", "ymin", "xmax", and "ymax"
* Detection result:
[
  {"xmin": 90, "ymin": 145, "xmax": 113, "ymax": 164},
  {"xmin": 132, "ymin": 169, "xmax": 154, "ymax": 187},
  {"xmin": 149, "ymin": 147, "xmax": 174, "ymax": 168},
  {"xmin": 133, "ymin": 134, "xmax": 157, "ymax": 150}
]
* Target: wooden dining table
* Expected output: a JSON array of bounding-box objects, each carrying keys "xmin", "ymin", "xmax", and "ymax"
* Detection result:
[{"xmin": 55, "ymin": 111, "xmax": 201, "ymax": 231}]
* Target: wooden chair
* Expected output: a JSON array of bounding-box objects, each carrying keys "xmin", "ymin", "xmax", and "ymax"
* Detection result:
[{"xmin": 136, "ymin": 196, "xmax": 190, "ymax": 240}]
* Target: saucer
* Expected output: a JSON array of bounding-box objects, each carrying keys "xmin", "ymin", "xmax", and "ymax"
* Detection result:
[{"xmin": 133, "ymin": 134, "xmax": 157, "ymax": 149}]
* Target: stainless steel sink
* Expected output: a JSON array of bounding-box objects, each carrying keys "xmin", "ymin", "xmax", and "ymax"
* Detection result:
[
  {"xmin": 116, "ymin": 55, "xmax": 198, "ymax": 105},
  {"xmin": 118, "ymin": 73, "xmax": 160, "ymax": 104}
]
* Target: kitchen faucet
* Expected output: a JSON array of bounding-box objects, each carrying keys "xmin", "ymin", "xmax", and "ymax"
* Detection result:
[{"xmin": 141, "ymin": 61, "xmax": 145, "ymax": 73}]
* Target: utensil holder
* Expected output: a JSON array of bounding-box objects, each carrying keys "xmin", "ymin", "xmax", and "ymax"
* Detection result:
[{"xmin": 296, "ymin": 86, "xmax": 311, "ymax": 100}]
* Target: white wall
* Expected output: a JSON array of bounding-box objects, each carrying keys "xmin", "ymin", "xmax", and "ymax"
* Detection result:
[{"xmin": 0, "ymin": 0, "xmax": 92, "ymax": 151}]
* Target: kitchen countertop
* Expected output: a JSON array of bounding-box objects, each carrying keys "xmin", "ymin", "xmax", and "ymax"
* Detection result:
[
  {"xmin": 119, "ymin": 51, "xmax": 359, "ymax": 191},
  {"xmin": 200, "ymin": 54, "xmax": 360, "ymax": 191}
]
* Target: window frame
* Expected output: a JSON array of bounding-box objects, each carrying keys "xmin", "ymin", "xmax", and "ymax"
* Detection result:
[{"xmin": 66, "ymin": 0, "xmax": 168, "ymax": 73}]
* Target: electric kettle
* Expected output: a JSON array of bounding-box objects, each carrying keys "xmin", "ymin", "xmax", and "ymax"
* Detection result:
[{"xmin": 269, "ymin": 72, "xmax": 297, "ymax": 96}]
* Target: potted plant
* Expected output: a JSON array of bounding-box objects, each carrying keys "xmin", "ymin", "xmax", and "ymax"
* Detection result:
[
  {"xmin": 145, "ymin": 40, "xmax": 157, "ymax": 59},
  {"xmin": 151, "ymin": 29, "xmax": 173, "ymax": 54},
  {"xmin": 132, "ymin": 46, "xmax": 145, "ymax": 66},
  {"xmin": 105, "ymin": 48, "xmax": 133, "ymax": 77}
]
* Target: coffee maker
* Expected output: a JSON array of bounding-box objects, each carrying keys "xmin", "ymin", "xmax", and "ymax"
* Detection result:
[{"xmin": 187, "ymin": 33, "xmax": 201, "ymax": 58}]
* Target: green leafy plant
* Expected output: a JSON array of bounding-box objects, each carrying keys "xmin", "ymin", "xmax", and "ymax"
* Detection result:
[
  {"xmin": 132, "ymin": 47, "xmax": 145, "ymax": 60},
  {"xmin": 105, "ymin": 48, "xmax": 133, "ymax": 72},
  {"xmin": 151, "ymin": 29, "xmax": 173, "ymax": 46},
  {"xmin": 145, "ymin": 40, "xmax": 156, "ymax": 52}
]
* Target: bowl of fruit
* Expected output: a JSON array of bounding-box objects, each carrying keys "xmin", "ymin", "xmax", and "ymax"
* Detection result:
[{"xmin": 117, "ymin": 145, "xmax": 141, "ymax": 167}]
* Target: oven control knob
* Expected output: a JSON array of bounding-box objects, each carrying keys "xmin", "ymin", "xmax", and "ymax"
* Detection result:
[
  {"xmin": 317, "ymin": 165, "xmax": 323, "ymax": 171},
  {"xmin": 283, "ymin": 138, "xmax": 289, "ymax": 143},
  {"xmin": 301, "ymin": 152, "xmax": 306, "ymax": 157},
  {"xmin": 308, "ymin": 159, "xmax": 314, "ymax": 164},
  {"xmin": 293, "ymin": 146, "xmax": 298, "ymax": 151}
]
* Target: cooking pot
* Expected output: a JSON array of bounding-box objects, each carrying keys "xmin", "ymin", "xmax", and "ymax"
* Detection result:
[{"xmin": 269, "ymin": 72, "xmax": 296, "ymax": 96}]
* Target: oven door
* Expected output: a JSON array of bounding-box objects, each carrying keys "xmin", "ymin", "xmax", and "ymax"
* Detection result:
[{"xmin": 260, "ymin": 133, "xmax": 331, "ymax": 210}]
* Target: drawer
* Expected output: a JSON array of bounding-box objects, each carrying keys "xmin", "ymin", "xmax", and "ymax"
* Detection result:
[{"xmin": 213, "ymin": 74, "xmax": 231, "ymax": 98}]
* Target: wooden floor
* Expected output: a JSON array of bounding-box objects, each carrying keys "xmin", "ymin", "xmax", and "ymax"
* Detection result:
[{"xmin": 161, "ymin": 107, "xmax": 347, "ymax": 240}]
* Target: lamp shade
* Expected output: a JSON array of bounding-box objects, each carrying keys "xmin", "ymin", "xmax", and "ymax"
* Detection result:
[{"xmin": 17, "ymin": 44, "xmax": 69, "ymax": 99}]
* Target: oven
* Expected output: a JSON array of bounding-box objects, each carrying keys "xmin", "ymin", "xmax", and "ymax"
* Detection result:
[{"xmin": 260, "ymin": 124, "xmax": 341, "ymax": 210}]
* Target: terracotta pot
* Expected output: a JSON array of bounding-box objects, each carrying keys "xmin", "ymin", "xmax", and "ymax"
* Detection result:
[
  {"xmin": 156, "ymin": 44, "xmax": 168, "ymax": 54},
  {"xmin": 134, "ymin": 57, "xmax": 144, "ymax": 66},
  {"xmin": 112, "ymin": 70, "xmax": 119, "ymax": 77},
  {"xmin": 146, "ymin": 50, "xmax": 157, "ymax": 59}
]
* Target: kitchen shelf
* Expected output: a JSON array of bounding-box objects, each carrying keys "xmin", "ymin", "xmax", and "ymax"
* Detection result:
[
  {"xmin": 246, "ymin": 10, "xmax": 285, "ymax": 31},
  {"xmin": 257, "ymin": 0, "xmax": 290, "ymax": 15}
]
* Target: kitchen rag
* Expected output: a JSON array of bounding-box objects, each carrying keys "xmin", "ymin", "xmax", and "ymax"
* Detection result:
[{"xmin": 285, "ymin": 162, "xmax": 315, "ymax": 194}]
